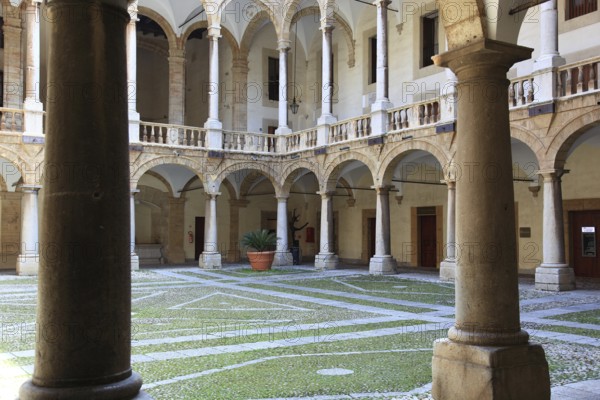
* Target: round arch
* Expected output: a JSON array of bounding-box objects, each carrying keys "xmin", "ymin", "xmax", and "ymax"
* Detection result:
[
  {"xmin": 0, "ymin": 146, "xmax": 30, "ymax": 184},
  {"xmin": 379, "ymin": 139, "xmax": 450, "ymax": 184},
  {"xmin": 213, "ymin": 161, "xmax": 281, "ymax": 194},
  {"xmin": 239, "ymin": 10, "xmax": 278, "ymax": 57},
  {"xmin": 138, "ymin": 6, "xmax": 179, "ymax": 51},
  {"xmin": 281, "ymin": 160, "xmax": 322, "ymax": 194},
  {"xmin": 545, "ymin": 108, "xmax": 600, "ymax": 170},
  {"xmin": 182, "ymin": 21, "xmax": 240, "ymax": 55},
  {"xmin": 509, "ymin": 123, "xmax": 544, "ymax": 167},
  {"xmin": 323, "ymin": 152, "xmax": 377, "ymax": 192},
  {"xmin": 130, "ymin": 156, "xmax": 205, "ymax": 189}
]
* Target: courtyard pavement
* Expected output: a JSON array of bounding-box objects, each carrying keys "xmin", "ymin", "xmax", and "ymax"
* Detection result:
[{"xmin": 0, "ymin": 265, "xmax": 599, "ymax": 399}]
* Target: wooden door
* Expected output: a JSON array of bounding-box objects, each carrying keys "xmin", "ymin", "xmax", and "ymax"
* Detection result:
[
  {"xmin": 571, "ymin": 210, "xmax": 600, "ymax": 277},
  {"xmin": 195, "ymin": 217, "xmax": 205, "ymax": 260},
  {"xmin": 419, "ymin": 215, "xmax": 437, "ymax": 268}
]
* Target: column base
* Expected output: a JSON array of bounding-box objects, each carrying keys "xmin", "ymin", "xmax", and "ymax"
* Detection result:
[
  {"xmin": 20, "ymin": 371, "xmax": 143, "ymax": 400},
  {"xmin": 315, "ymin": 253, "xmax": 339, "ymax": 270},
  {"xmin": 535, "ymin": 264, "xmax": 575, "ymax": 291},
  {"xmin": 23, "ymin": 99, "xmax": 44, "ymax": 137},
  {"xmin": 131, "ymin": 254, "xmax": 139, "ymax": 271},
  {"xmin": 369, "ymin": 255, "xmax": 397, "ymax": 275},
  {"xmin": 432, "ymin": 339, "xmax": 550, "ymax": 400},
  {"xmin": 439, "ymin": 259, "xmax": 456, "ymax": 281},
  {"xmin": 275, "ymin": 126, "xmax": 292, "ymax": 134},
  {"xmin": 16, "ymin": 255, "xmax": 39, "ymax": 276},
  {"xmin": 199, "ymin": 252, "xmax": 222, "ymax": 269},
  {"xmin": 273, "ymin": 251, "xmax": 293, "ymax": 266}
]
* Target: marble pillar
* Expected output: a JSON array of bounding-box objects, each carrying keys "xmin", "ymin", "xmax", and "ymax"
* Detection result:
[
  {"xmin": 199, "ymin": 192, "xmax": 222, "ymax": 269},
  {"xmin": 276, "ymin": 40, "xmax": 291, "ymax": 135},
  {"xmin": 205, "ymin": 26, "xmax": 223, "ymax": 149},
  {"xmin": 439, "ymin": 180, "xmax": 456, "ymax": 281},
  {"xmin": 369, "ymin": 185, "xmax": 397, "ymax": 274},
  {"xmin": 315, "ymin": 191, "xmax": 338, "ymax": 270},
  {"xmin": 130, "ymin": 189, "xmax": 140, "ymax": 271},
  {"xmin": 273, "ymin": 196, "xmax": 293, "ymax": 266},
  {"xmin": 126, "ymin": 0, "xmax": 140, "ymax": 142},
  {"xmin": 370, "ymin": 0, "xmax": 393, "ymax": 136},
  {"xmin": 23, "ymin": 0, "xmax": 44, "ymax": 137},
  {"xmin": 16, "ymin": 184, "xmax": 41, "ymax": 276}
]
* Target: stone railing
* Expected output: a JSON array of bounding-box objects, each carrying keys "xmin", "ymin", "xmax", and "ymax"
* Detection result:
[
  {"xmin": 329, "ymin": 115, "xmax": 371, "ymax": 144},
  {"xmin": 509, "ymin": 75, "xmax": 535, "ymax": 108},
  {"xmin": 284, "ymin": 127, "xmax": 318, "ymax": 152},
  {"xmin": 223, "ymin": 130, "xmax": 277, "ymax": 153},
  {"xmin": 557, "ymin": 57, "xmax": 599, "ymax": 97},
  {"xmin": 139, "ymin": 122, "xmax": 206, "ymax": 147},
  {"xmin": 387, "ymin": 99, "xmax": 441, "ymax": 132},
  {"xmin": 0, "ymin": 108, "xmax": 25, "ymax": 132}
]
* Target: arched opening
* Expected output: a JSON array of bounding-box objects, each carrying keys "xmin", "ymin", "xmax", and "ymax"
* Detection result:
[{"xmin": 184, "ymin": 27, "xmax": 209, "ymax": 127}]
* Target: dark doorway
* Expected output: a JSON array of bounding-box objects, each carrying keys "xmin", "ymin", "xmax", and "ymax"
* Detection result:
[
  {"xmin": 570, "ymin": 210, "xmax": 600, "ymax": 277},
  {"xmin": 195, "ymin": 216, "xmax": 205, "ymax": 260},
  {"xmin": 367, "ymin": 217, "xmax": 376, "ymax": 259},
  {"xmin": 419, "ymin": 214, "xmax": 437, "ymax": 267}
]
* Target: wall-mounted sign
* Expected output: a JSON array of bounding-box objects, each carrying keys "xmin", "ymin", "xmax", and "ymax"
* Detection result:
[{"xmin": 582, "ymin": 227, "xmax": 596, "ymax": 257}]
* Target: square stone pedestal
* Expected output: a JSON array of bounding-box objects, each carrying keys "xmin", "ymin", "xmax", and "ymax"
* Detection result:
[
  {"xmin": 131, "ymin": 254, "xmax": 140, "ymax": 271},
  {"xmin": 432, "ymin": 339, "xmax": 550, "ymax": 400},
  {"xmin": 535, "ymin": 265, "xmax": 575, "ymax": 291},
  {"xmin": 315, "ymin": 253, "xmax": 338, "ymax": 270},
  {"xmin": 273, "ymin": 251, "xmax": 293, "ymax": 266},
  {"xmin": 16, "ymin": 255, "xmax": 39, "ymax": 276},
  {"xmin": 439, "ymin": 259, "xmax": 456, "ymax": 281},
  {"xmin": 368, "ymin": 255, "xmax": 397, "ymax": 275},
  {"xmin": 199, "ymin": 252, "xmax": 222, "ymax": 269}
]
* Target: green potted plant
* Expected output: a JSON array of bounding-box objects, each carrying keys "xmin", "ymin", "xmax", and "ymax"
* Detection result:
[{"xmin": 241, "ymin": 229, "xmax": 278, "ymax": 271}]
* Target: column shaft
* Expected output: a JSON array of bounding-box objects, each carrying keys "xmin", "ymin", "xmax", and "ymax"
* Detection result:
[
  {"xmin": 276, "ymin": 42, "xmax": 291, "ymax": 134},
  {"xmin": 321, "ymin": 26, "xmax": 333, "ymax": 117},
  {"xmin": 20, "ymin": 2, "xmax": 142, "ymax": 398},
  {"xmin": 200, "ymin": 193, "xmax": 222, "ymax": 269},
  {"xmin": 25, "ymin": 1, "xmax": 41, "ymax": 103},
  {"xmin": 130, "ymin": 189, "xmax": 139, "ymax": 270},
  {"xmin": 369, "ymin": 186, "xmax": 396, "ymax": 274},
  {"xmin": 439, "ymin": 180, "xmax": 456, "ymax": 281},
  {"xmin": 16, "ymin": 185, "xmax": 41, "ymax": 276},
  {"xmin": 126, "ymin": 1, "xmax": 138, "ymax": 112},
  {"xmin": 274, "ymin": 196, "xmax": 292, "ymax": 266},
  {"xmin": 375, "ymin": 0, "xmax": 389, "ymax": 102},
  {"xmin": 207, "ymin": 31, "xmax": 220, "ymax": 123},
  {"xmin": 315, "ymin": 192, "xmax": 338, "ymax": 270},
  {"xmin": 3, "ymin": 16, "xmax": 23, "ymax": 108}
]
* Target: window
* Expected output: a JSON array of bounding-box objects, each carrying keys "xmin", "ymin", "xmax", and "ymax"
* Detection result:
[
  {"xmin": 566, "ymin": 0, "xmax": 597, "ymax": 19},
  {"xmin": 369, "ymin": 36, "xmax": 377, "ymax": 84},
  {"xmin": 268, "ymin": 56, "xmax": 279, "ymax": 101},
  {"xmin": 421, "ymin": 12, "xmax": 438, "ymax": 68}
]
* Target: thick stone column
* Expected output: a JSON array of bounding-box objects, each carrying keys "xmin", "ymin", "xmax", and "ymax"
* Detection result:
[
  {"xmin": 276, "ymin": 40, "xmax": 291, "ymax": 135},
  {"xmin": 316, "ymin": 24, "xmax": 336, "ymax": 146},
  {"xmin": 231, "ymin": 57, "xmax": 249, "ymax": 131},
  {"xmin": 166, "ymin": 197, "xmax": 186, "ymax": 264},
  {"xmin": 370, "ymin": 0, "xmax": 393, "ymax": 136},
  {"xmin": 431, "ymin": 40, "xmax": 550, "ymax": 400},
  {"xmin": 23, "ymin": 0, "xmax": 44, "ymax": 137},
  {"xmin": 369, "ymin": 185, "xmax": 396, "ymax": 274},
  {"xmin": 168, "ymin": 48, "xmax": 185, "ymax": 125},
  {"xmin": 126, "ymin": 0, "xmax": 140, "ymax": 142},
  {"xmin": 16, "ymin": 185, "xmax": 41, "ymax": 276},
  {"xmin": 439, "ymin": 180, "xmax": 456, "ymax": 281},
  {"xmin": 19, "ymin": 1, "xmax": 143, "ymax": 399},
  {"xmin": 533, "ymin": 0, "xmax": 565, "ymax": 102},
  {"xmin": 315, "ymin": 191, "xmax": 338, "ymax": 270},
  {"xmin": 205, "ymin": 26, "xmax": 223, "ymax": 149},
  {"xmin": 535, "ymin": 170, "xmax": 575, "ymax": 291},
  {"xmin": 273, "ymin": 196, "xmax": 293, "ymax": 266},
  {"xmin": 199, "ymin": 192, "xmax": 222, "ymax": 269},
  {"xmin": 130, "ymin": 189, "xmax": 139, "ymax": 270}
]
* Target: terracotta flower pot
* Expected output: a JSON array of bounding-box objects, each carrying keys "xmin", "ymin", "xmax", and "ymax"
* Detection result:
[{"xmin": 247, "ymin": 251, "xmax": 275, "ymax": 271}]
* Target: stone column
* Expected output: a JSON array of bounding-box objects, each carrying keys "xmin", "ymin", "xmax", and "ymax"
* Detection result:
[
  {"xmin": 19, "ymin": 1, "xmax": 143, "ymax": 399},
  {"xmin": 276, "ymin": 40, "xmax": 291, "ymax": 135},
  {"xmin": 200, "ymin": 192, "xmax": 222, "ymax": 269},
  {"xmin": 369, "ymin": 185, "xmax": 396, "ymax": 274},
  {"xmin": 535, "ymin": 170, "xmax": 575, "ymax": 291},
  {"xmin": 16, "ymin": 184, "xmax": 41, "ymax": 276},
  {"xmin": 168, "ymin": 48, "xmax": 185, "ymax": 125},
  {"xmin": 370, "ymin": 0, "xmax": 393, "ymax": 136},
  {"xmin": 130, "ymin": 189, "xmax": 140, "ymax": 270},
  {"xmin": 533, "ymin": 0, "xmax": 565, "ymax": 102},
  {"xmin": 273, "ymin": 196, "xmax": 293, "ymax": 266},
  {"xmin": 315, "ymin": 191, "xmax": 338, "ymax": 270},
  {"xmin": 23, "ymin": 0, "xmax": 44, "ymax": 137},
  {"xmin": 316, "ymin": 24, "xmax": 336, "ymax": 146},
  {"xmin": 439, "ymin": 180, "xmax": 456, "ymax": 281},
  {"xmin": 227, "ymin": 198, "xmax": 248, "ymax": 262},
  {"xmin": 205, "ymin": 26, "xmax": 223, "ymax": 149},
  {"xmin": 430, "ymin": 40, "xmax": 550, "ymax": 400},
  {"xmin": 126, "ymin": 0, "xmax": 140, "ymax": 142},
  {"xmin": 231, "ymin": 56, "xmax": 249, "ymax": 131},
  {"xmin": 3, "ymin": 10, "xmax": 23, "ymax": 109},
  {"xmin": 166, "ymin": 197, "xmax": 186, "ymax": 264}
]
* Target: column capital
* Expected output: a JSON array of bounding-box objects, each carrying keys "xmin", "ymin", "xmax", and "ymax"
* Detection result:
[
  {"xmin": 320, "ymin": 23, "xmax": 335, "ymax": 33},
  {"xmin": 277, "ymin": 40, "xmax": 291, "ymax": 52},
  {"xmin": 372, "ymin": 0, "xmax": 391, "ymax": 7},
  {"xmin": 207, "ymin": 192, "xmax": 221, "ymax": 199},
  {"xmin": 537, "ymin": 169, "xmax": 569, "ymax": 181},
  {"xmin": 371, "ymin": 185, "xmax": 393, "ymax": 194},
  {"xmin": 433, "ymin": 39, "xmax": 533, "ymax": 79},
  {"xmin": 207, "ymin": 25, "xmax": 222, "ymax": 39},
  {"xmin": 130, "ymin": 188, "xmax": 140, "ymax": 195},
  {"xmin": 276, "ymin": 195, "xmax": 289, "ymax": 202},
  {"xmin": 17, "ymin": 184, "xmax": 42, "ymax": 193},
  {"xmin": 317, "ymin": 190, "xmax": 335, "ymax": 199},
  {"xmin": 442, "ymin": 180, "xmax": 456, "ymax": 189}
]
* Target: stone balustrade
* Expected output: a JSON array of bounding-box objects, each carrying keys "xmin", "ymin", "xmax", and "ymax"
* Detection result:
[
  {"xmin": 139, "ymin": 121, "xmax": 206, "ymax": 147},
  {"xmin": 557, "ymin": 56, "xmax": 599, "ymax": 97},
  {"xmin": 0, "ymin": 108, "xmax": 25, "ymax": 132},
  {"xmin": 284, "ymin": 127, "xmax": 318, "ymax": 152},
  {"xmin": 387, "ymin": 99, "xmax": 440, "ymax": 132},
  {"xmin": 223, "ymin": 130, "xmax": 277, "ymax": 153},
  {"xmin": 509, "ymin": 75, "xmax": 536, "ymax": 108},
  {"xmin": 329, "ymin": 115, "xmax": 371, "ymax": 143}
]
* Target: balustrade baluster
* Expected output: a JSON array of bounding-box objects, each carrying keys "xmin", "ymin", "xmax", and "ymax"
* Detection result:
[
  {"xmin": 566, "ymin": 69, "xmax": 573, "ymax": 96},
  {"xmin": 588, "ymin": 64, "xmax": 597, "ymax": 91},
  {"xmin": 527, "ymin": 79, "xmax": 534, "ymax": 103},
  {"xmin": 576, "ymin": 66, "xmax": 584, "ymax": 94},
  {"xmin": 518, "ymin": 81, "xmax": 525, "ymax": 105},
  {"xmin": 508, "ymin": 83, "xmax": 515, "ymax": 107}
]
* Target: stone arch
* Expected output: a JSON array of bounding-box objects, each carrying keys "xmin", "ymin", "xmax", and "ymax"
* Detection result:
[
  {"xmin": 545, "ymin": 108, "xmax": 600, "ymax": 170},
  {"xmin": 509, "ymin": 124, "xmax": 544, "ymax": 167},
  {"xmin": 379, "ymin": 139, "xmax": 450, "ymax": 185},
  {"xmin": 144, "ymin": 170, "xmax": 175, "ymax": 197},
  {"xmin": 0, "ymin": 146, "xmax": 29, "ymax": 184},
  {"xmin": 220, "ymin": 0, "xmax": 281, "ymax": 40},
  {"xmin": 130, "ymin": 156, "xmax": 205, "ymax": 189},
  {"xmin": 281, "ymin": 160, "xmax": 322, "ymax": 194},
  {"xmin": 239, "ymin": 10, "xmax": 278, "ymax": 58},
  {"xmin": 323, "ymin": 152, "xmax": 377, "ymax": 192},
  {"xmin": 182, "ymin": 21, "xmax": 240, "ymax": 55},
  {"xmin": 138, "ymin": 6, "xmax": 179, "ymax": 51},
  {"xmin": 287, "ymin": 5, "xmax": 355, "ymax": 67},
  {"xmin": 239, "ymin": 171, "xmax": 275, "ymax": 197},
  {"xmin": 214, "ymin": 161, "xmax": 281, "ymax": 194}
]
